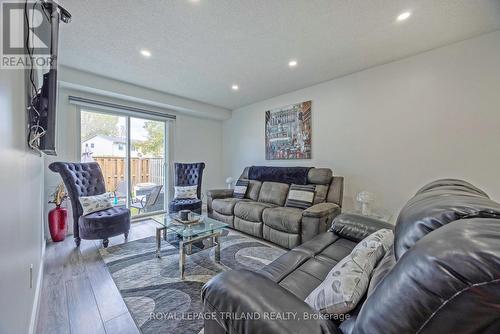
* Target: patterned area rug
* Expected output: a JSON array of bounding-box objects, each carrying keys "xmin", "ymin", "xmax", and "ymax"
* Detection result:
[{"xmin": 99, "ymin": 229, "xmax": 286, "ymax": 334}]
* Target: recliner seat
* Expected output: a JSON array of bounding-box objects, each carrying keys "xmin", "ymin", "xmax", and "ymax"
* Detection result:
[
  {"xmin": 207, "ymin": 166, "xmax": 344, "ymax": 249},
  {"xmin": 202, "ymin": 179, "xmax": 500, "ymax": 334}
]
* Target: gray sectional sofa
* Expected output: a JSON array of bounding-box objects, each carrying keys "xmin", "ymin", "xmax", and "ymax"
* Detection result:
[{"xmin": 207, "ymin": 166, "xmax": 343, "ymax": 249}]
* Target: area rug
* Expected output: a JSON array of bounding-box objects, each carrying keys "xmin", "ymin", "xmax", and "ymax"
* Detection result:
[{"xmin": 99, "ymin": 229, "xmax": 286, "ymax": 334}]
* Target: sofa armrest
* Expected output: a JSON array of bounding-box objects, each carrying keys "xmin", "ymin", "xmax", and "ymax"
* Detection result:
[
  {"xmin": 207, "ymin": 189, "xmax": 234, "ymax": 199},
  {"xmin": 202, "ymin": 269, "xmax": 339, "ymax": 334},
  {"xmin": 301, "ymin": 203, "xmax": 341, "ymax": 243},
  {"xmin": 330, "ymin": 213, "xmax": 393, "ymax": 242},
  {"xmin": 303, "ymin": 202, "xmax": 340, "ymax": 218}
]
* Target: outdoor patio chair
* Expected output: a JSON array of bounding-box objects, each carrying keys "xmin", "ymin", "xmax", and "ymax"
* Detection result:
[{"xmin": 131, "ymin": 184, "xmax": 163, "ymax": 214}]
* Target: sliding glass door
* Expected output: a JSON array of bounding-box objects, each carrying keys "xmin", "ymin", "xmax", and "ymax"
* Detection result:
[
  {"xmin": 129, "ymin": 117, "xmax": 166, "ymax": 216},
  {"xmin": 80, "ymin": 109, "xmax": 169, "ymax": 218}
]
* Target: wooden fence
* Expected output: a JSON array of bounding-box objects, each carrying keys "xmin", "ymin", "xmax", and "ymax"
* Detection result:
[
  {"xmin": 94, "ymin": 156, "xmax": 164, "ymax": 192},
  {"xmin": 149, "ymin": 158, "xmax": 165, "ymax": 186}
]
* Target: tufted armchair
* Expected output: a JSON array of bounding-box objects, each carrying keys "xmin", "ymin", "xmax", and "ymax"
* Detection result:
[
  {"xmin": 169, "ymin": 162, "xmax": 206, "ymax": 214},
  {"xmin": 49, "ymin": 162, "xmax": 130, "ymax": 247}
]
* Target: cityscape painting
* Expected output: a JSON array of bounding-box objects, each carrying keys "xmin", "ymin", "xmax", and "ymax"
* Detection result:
[{"xmin": 265, "ymin": 100, "xmax": 312, "ymax": 160}]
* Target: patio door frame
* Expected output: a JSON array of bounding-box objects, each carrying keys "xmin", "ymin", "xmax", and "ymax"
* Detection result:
[{"xmin": 75, "ymin": 102, "xmax": 175, "ymax": 220}]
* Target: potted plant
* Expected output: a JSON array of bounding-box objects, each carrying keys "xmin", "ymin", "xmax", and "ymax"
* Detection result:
[{"xmin": 48, "ymin": 184, "xmax": 68, "ymax": 242}]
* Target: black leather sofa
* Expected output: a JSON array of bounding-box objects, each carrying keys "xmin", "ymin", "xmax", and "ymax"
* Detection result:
[{"xmin": 202, "ymin": 179, "xmax": 500, "ymax": 334}]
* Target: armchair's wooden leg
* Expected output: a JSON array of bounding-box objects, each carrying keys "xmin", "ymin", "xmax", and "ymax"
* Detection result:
[
  {"xmin": 124, "ymin": 231, "xmax": 129, "ymax": 240},
  {"xmin": 74, "ymin": 237, "xmax": 81, "ymax": 247},
  {"xmin": 103, "ymin": 238, "xmax": 109, "ymax": 248}
]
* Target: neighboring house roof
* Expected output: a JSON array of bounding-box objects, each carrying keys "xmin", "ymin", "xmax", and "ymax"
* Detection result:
[
  {"xmin": 82, "ymin": 134, "xmax": 126, "ymax": 144},
  {"xmin": 82, "ymin": 135, "xmax": 144, "ymax": 148}
]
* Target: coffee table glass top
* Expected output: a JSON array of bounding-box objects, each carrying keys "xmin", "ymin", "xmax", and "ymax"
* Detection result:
[{"xmin": 151, "ymin": 212, "xmax": 228, "ymax": 238}]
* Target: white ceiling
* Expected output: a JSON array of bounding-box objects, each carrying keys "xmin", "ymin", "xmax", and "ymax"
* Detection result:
[{"xmin": 58, "ymin": 0, "xmax": 500, "ymax": 110}]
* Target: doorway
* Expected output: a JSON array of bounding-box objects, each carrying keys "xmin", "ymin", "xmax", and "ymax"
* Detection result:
[{"xmin": 80, "ymin": 109, "xmax": 169, "ymax": 218}]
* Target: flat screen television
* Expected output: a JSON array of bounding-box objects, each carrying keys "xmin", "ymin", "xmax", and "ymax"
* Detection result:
[
  {"xmin": 37, "ymin": 69, "xmax": 58, "ymax": 155},
  {"xmin": 28, "ymin": 0, "xmax": 70, "ymax": 155}
]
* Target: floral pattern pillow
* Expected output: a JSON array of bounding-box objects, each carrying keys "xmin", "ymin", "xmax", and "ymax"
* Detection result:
[
  {"xmin": 304, "ymin": 229, "xmax": 394, "ymax": 315},
  {"xmin": 174, "ymin": 185, "xmax": 198, "ymax": 199},
  {"xmin": 79, "ymin": 192, "xmax": 114, "ymax": 216}
]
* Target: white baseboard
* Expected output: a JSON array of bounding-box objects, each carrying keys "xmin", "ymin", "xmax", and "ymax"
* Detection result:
[{"xmin": 28, "ymin": 241, "xmax": 46, "ymax": 334}]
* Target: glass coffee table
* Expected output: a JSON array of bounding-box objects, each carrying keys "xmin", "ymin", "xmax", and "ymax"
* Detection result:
[{"xmin": 151, "ymin": 212, "xmax": 228, "ymax": 279}]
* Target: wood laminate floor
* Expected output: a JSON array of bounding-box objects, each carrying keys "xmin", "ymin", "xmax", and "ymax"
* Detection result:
[{"xmin": 35, "ymin": 219, "xmax": 159, "ymax": 334}]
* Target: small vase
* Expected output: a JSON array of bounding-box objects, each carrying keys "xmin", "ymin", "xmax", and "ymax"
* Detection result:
[{"xmin": 48, "ymin": 206, "xmax": 68, "ymax": 242}]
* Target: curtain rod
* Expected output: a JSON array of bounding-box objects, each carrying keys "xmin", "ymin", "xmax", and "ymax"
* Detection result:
[{"xmin": 68, "ymin": 96, "xmax": 176, "ymax": 120}]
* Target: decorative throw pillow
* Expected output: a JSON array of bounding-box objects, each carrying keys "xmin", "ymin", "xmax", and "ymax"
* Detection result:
[
  {"xmin": 174, "ymin": 185, "xmax": 198, "ymax": 199},
  {"xmin": 233, "ymin": 179, "xmax": 249, "ymax": 199},
  {"xmin": 79, "ymin": 192, "xmax": 114, "ymax": 216},
  {"xmin": 367, "ymin": 247, "xmax": 396, "ymax": 296},
  {"xmin": 285, "ymin": 184, "xmax": 316, "ymax": 209},
  {"xmin": 304, "ymin": 229, "xmax": 394, "ymax": 315}
]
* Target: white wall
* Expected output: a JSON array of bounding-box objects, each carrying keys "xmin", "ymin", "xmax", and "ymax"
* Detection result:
[
  {"xmin": 59, "ymin": 65, "xmax": 232, "ymax": 120},
  {"xmin": 224, "ymin": 31, "xmax": 500, "ymax": 215},
  {"xmin": 174, "ymin": 113, "xmax": 225, "ymax": 201},
  {"xmin": 0, "ymin": 70, "xmax": 45, "ymax": 332},
  {"xmin": 44, "ymin": 83, "xmax": 225, "ymax": 235}
]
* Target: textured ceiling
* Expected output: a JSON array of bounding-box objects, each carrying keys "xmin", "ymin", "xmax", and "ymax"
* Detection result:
[{"xmin": 58, "ymin": 0, "xmax": 500, "ymax": 110}]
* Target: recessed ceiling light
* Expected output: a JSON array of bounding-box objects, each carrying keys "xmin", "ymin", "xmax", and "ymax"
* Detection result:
[
  {"xmin": 288, "ymin": 60, "xmax": 298, "ymax": 68},
  {"xmin": 397, "ymin": 11, "xmax": 411, "ymax": 21},
  {"xmin": 231, "ymin": 84, "xmax": 239, "ymax": 91},
  {"xmin": 140, "ymin": 49, "xmax": 152, "ymax": 57}
]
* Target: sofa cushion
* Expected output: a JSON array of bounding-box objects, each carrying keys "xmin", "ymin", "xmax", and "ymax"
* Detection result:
[
  {"xmin": 415, "ymin": 178, "xmax": 489, "ymax": 197},
  {"xmin": 174, "ymin": 185, "xmax": 198, "ymax": 199},
  {"xmin": 258, "ymin": 182, "xmax": 289, "ymax": 206},
  {"xmin": 207, "ymin": 189, "xmax": 233, "ymax": 199},
  {"xmin": 235, "ymin": 201, "xmax": 275, "ymax": 222},
  {"xmin": 394, "ymin": 179, "xmax": 500, "ymax": 260},
  {"xmin": 367, "ymin": 247, "xmax": 396, "ymax": 296},
  {"xmin": 307, "ymin": 168, "xmax": 333, "ymax": 185},
  {"xmin": 354, "ymin": 218, "xmax": 500, "ymax": 334},
  {"xmin": 303, "ymin": 202, "xmax": 340, "ymax": 218},
  {"xmin": 245, "ymin": 179, "xmax": 262, "ymax": 201},
  {"xmin": 260, "ymin": 232, "xmax": 355, "ymax": 283},
  {"xmin": 285, "ymin": 184, "xmax": 316, "ymax": 209},
  {"xmin": 330, "ymin": 213, "xmax": 393, "ymax": 242},
  {"xmin": 212, "ymin": 198, "xmax": 245, "ymax": 215},
  {"xmin": 169, "ymin": 198, "xmax": 202, "ymax": 213},
  {"xmin": 263, "ymin": 225, "xmax": 301, "ymax": 250},
  {"xmin": 79, "ymin": 192, "xmax": 113, "ymax": 215},
  {"xmin": 278, "ymin": 257, "xmax": 334, "ymax": 300},
  {"xmin": 233, "ymin": 179, "xmax": 249, "ymax": 199},
  {"xmin": 80, "ymin": 205, "xmax": 130, "ymax": 231},
  {"xmin": 327, "ymin": 176, "xmax": 344, "ymax": 206},
  {"xmin": 209, "ymin": 210, "xmax": 234, "ymax": 227},
  {"xmin": 263, "ymin": 207, "xmax": 303, "ymax": 234},
  {"xmin": 313, "ymin": 184, "xmax": 329, "ymax": 204},
  {"xmin": 259, "ymin": 231, "xmax": 358, "ymax": 300},
  {"xmin": 234, "ymin": 217, "xmax": 263, "ymax": 238},
  {"xmin": 259, "ymin": 248, "xmax": 315, "ymax": 283},
  {"xmin": 304, "ymin": 229, "xmax": 393, "ymax": 315}
]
